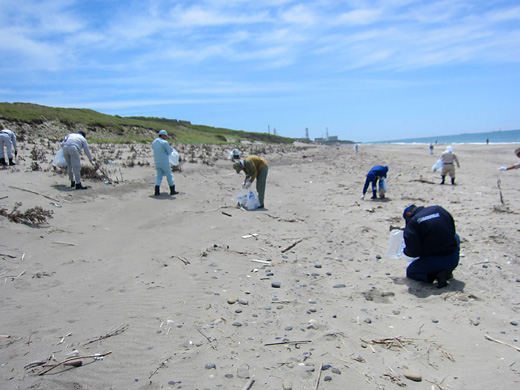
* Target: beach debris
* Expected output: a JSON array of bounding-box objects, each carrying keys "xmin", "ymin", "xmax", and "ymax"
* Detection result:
[
  {"xmin": 251, "ymin": 259, "xmax": 271, "ymax": 264},
  {"xmin": 34, "ymin": 351, "xmax": 112, "ymax": 375},
  {"xmin": 308, "ymin": 319, "xmax": 319, "ymax": 330},
  {"xmin": 403, "ymin": 369, "xmax": 422, "ymax": 382},
  {"xmin": 50, "ymin": 202, "xmax": 62, "ymax": 208},
  {"xmin": 173, "ymin": 255, "xmax": 190, "ymax": 265},
  {"xmin": 84, "ymin": 323, "xmax": 128, "ymax": 346},
  {"xmin": 242, "ymin": 233, "xmax": 258, "ymax": 239},
  {"xmin": 383, "ymin": 368, "xmax": 406, "ymax": 386},
  {"xmin": 485, "ymin": 334, "xmax": 520, "ymax": 352},
  {"xmin": 271, "ymin": 281, "xmax": 281, "ymax": 288},
  {"xmin": 314, "ymin": 363, "xmax": 323, "ymax": 389},
  {"xmin": 242, "ymin": 377, "xmax": 255, "ymax": 390},
  {"xmin": 221, "ymin": 211, "xmax": 232, "ymax": 217},
  {"xmin": 264, "ymin": 340, "xmax": 312, "ymax": 346},
  {"xmin": 281, "ymin": 238, "xmax": 303, "ymax": 253},
  {"xmin": 1, "ymin": 202, "xmax": 53, "ymax": 225},
  {"xmin": 9, "ymin": 185, "xmax": 62, "ymax": 202},
  {"xmin": 370, "ymin": 337, "xmax": 414, "ymax": 350},
  {"xmin": 149, "ymin": 355, "xmax": 173, "ymax": 380}
]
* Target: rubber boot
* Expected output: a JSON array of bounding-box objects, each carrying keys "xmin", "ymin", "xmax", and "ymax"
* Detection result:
[
  {"xmin": 154, "ymin": 185, "xmax": 160, "ymax": 196},
  {"xmin": 170, "ymin": 185, "xmax": 179, "ymax": 195},
  {"xmin": 371, "ymin": 190, "xmax": 377, "ymax": 199},
  {"xmin": 440, "ymin": 176, "xmax": 445, "ymax": 185},
  {"xmin": 451, "ymin": 178, "xmax": 456, "ymax": 185},
  {"xmin": 76, "ymin": 183, "xmax": 88, "ymax": 190},
  {"xmin": 70, "ymin": 181, "xmax": 76, "ymax": 188},
  {"xmin": 8, "ymin": 158, "xmax": 15, "ymax": 166}
]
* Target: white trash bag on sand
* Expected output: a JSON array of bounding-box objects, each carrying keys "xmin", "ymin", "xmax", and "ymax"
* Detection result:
[
  {"xmin": 233, "ymin": 188, "xmax": 261, "ymax": 210},
  {"xmin": 385, "ymin": 229, "xmax": 418, "ymax": 264},
  {"xmin": 52, "ymin": 149, "xmax": 67, "ymax": 168},
  {"xmin": 169, "ymin": 149, "xmax": 179, "ymax": 166},
  {"xmin": 432, "ymin": 158, "xmax": 443, "ymax": 172}
]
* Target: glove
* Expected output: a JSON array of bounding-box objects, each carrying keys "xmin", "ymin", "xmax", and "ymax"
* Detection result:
[
  {"xmin": 499, "ymin": 166, "xmax": 507, "ymax": 171},
  {"xmin": 244, "ymin": 181, "xmax": 252, "ymax": 189}
]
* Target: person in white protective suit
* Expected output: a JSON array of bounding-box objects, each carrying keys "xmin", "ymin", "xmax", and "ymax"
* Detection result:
[
  {"xmin": 152, "ymin": 130, "xmax": 179, "ymax": 196},
  {"xmin": 61, "ymin": 131, "xmax": 94, "ymax": 190},
  {"xmin": 0, "ymin": 125, "xmax": 18, "ymax": 166}
]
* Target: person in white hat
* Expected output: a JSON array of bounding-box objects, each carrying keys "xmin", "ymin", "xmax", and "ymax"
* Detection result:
[
  {"xmin": 61, "ymin": 131, "xmax": 94, "ymax": 189},
  {"xmin": 0, "ymin": 124, "xmax": 18, "ymax": 166},
  {"xmin": 499, "ymin": 147, "xmax": 520, "ymax": 171},
  {"xmin": 439, "ymin": 146, "xmax": 460, "ymax": 185},
  {"xmin": 151, "ymin": 130, "xmax": 179, "ymax": 196}
]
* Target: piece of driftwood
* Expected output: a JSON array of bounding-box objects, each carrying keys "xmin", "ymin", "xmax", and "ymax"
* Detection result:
[
  {"xmin": 314, "ymin": 363, "xmax": 323, "ymax": 390},
  {"xmin": 9, "ymin": 185, "xmax": 62, "ymax": 202},
  {"xmin": 242, "ymin": 377, "xmax": 255, "ymax": 390},
  {"xmin": 264, "ymin": 340, "xmax": 311, "ymax": 346},
  {"xmin": 84, "ymin": 323, "xmax": 128, "ymax": 346},
  {"xmin": 485, "ymin": 334, "xmax": 520, "ymax": 352},
  {"xmin": 281, "ymin": 238, "xmax": 303, "ymax": 253},
  {"xmin": 173, "ymin": 256, "xmax": 190, "ymax": 265},
  {"xmin": 37, "ymin": 351, "xmax": 112, "ymax": 375},
  {"xmin": 221, "ymin": 211, "xmax": 232, "ymax": 217}
]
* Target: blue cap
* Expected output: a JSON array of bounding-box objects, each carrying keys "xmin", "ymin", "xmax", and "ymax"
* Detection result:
[
  {"xmin": 158, "ymin": 130, "xmax": 168, "ymax": 136},
  {"xmin": 403, "ymin": 205, "xmax": 416, "ymax": 220}
]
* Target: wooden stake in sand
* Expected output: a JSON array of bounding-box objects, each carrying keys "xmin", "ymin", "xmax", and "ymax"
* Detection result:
[
  {"xmin": 485, "ymin": 334, "xmax": 520, "ymax": 352},
  {"xmin": 314, "ymin": 363, "xmax": 323, "ymax": 390},
  {"xmin": 281, "ymin": 238, "xmax": 303, "ymax": 253}
]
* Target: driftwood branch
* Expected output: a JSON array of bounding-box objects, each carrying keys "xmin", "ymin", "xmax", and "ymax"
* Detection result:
[
  {"xmin": 242, "ymin": 377, "xmax": 255, "ymax": 390},
  {"xmin": 148, "ymin": 355, "xmax": 173, "ymax": 380},
  {"xmin": 264, "ymin": 340, "xmax": 311, "ymax": 346},
  {"xmin": 485, "ymin": 334, "xmax": 520, "ymax": 352},
  {"xmin": 314, "ymin": 363, "xmax": 323, "ymax": 390},
  {"xmin": 37, "ymin": 351, "xmax": 112, "ymax": 375},
  {"xmin": 281, "ymin": 238, "xmax": 303, "ymax": 253},
  {"xmin": 9, "ymin": 185, "xmax": 63, "ymax": 203}
]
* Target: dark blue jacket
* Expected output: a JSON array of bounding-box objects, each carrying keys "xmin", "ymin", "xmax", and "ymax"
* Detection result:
[
  {"xmin": 362, "ymin": 165, "xmax": 388, "ymax": 194},
  {"xmin": 403, "ymin": 206, "xmax": 458, "ymax": 258}
]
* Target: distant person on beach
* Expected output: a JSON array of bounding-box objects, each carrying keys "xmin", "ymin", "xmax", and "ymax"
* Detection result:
[
  {"xmin": 355, "ymin": 144, "xmax": 359, "ymax": 153},
  {"xmin": 152, "ymin": 130, "xmax": 179, "ymax": 196},
  {"xmin": 402, "ymin": 205, "xmax": 460, "ymax": 288},
  {"xmin": 439, "ymin": 146, "xmax": 460, "ymax": 185},
  {"xmin": 231, "ymin": 147, "xmax": 240, "ymax": 161},
  {"xmin": 361, "ymin": 165, "xmax": 388, "ymax": 200},
  {"xmin": 499, "ymin": 147, "xmax": 520, "ymax": 171},
  {"xmin": 429, "ymin": 143, "xmax": 433, "ymax": 155},
  {"xmin": 0, "ymin": 125, "xmax": 18, "ymax": 166},
  {"xmin": 61, "ymin": 131, "xmax": 94, "ymax": 190},
  {"xmin": 233, "ymin": 156, "xmax": 268, "ymax": 209}
]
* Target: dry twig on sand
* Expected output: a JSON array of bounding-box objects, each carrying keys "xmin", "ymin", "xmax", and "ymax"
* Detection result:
[
  {"xmin": 173, "ymin": 256, "xmax": 190, "ymax": 265},
  {"xmin": 36, "ymin": 351, "xmax": 112, "ymax": 375},
  {"xmin": 84, "ymin": 323, "xmax": 128, "ymax": 346},
  {"xmin": 264, "ymin": 340, "xmax": 312, "ymax": 346},
  {"xmin": 242, "ymin": 377, "xmax": 255, "ymax": 390},
  {"xmin": 9, "ymin": 185, "xmax": 62, "ymax": 202},
  {"xmin": 148, "ymin": 355, "xmax": 173, "ymax": 380},
  {"xmin": 485, "ymin": 334, "xmax": 520, "ymax": 352},
  {"xmin": 371, "ymin": 337, "xmax": 414, "ymax": 350},
  {"xmin": 281, "ymin": 238, "xmax": 303, "ymax": 253},
  {"xmin": 314, "ymin": 363, "xmax": 323, "ymax": 390}
]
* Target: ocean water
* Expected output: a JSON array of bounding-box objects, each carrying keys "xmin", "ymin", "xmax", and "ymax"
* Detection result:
[{"xmin": 371, "ymin": 129, "xmax": 520, "ymax": 144}]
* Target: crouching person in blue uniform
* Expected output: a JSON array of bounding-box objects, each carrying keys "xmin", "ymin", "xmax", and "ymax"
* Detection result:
[{"xmin": 402, "ymin": 205, "xmax": 460, "ymax": 288}]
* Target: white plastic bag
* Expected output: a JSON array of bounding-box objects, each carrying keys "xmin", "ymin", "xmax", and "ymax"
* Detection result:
[
  {"xmin": 385, "ymin": 229, "xmax": 418, "ymax": 264},
  {"xmin": 379, "ymin": 178, "xmax": 388, "ymax": 191},
  {"xmin": 432, "ymin": 158, "xmax": 443, "ymax": 172},
  {"xmin": 52, "ymin": 149, "xmax": 67, "ymax": 168},
  {"xmin": 233, "ymin": 188, "xmax": 261, "ymax": 210},
  {"xmin": 169, "ymin": 149, "xmax": 179, "ymax": 166}
]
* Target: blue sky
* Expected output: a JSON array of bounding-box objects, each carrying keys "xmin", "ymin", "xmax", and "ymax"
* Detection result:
[{"xmin": 1, "ymin": 0, "xmax": 519, "ymax": 142}]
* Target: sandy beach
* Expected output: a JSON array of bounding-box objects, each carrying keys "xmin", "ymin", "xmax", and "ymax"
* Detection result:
[{"xmin": 1, "ymin": 140, "xmax": 519, "ymax": 390}]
